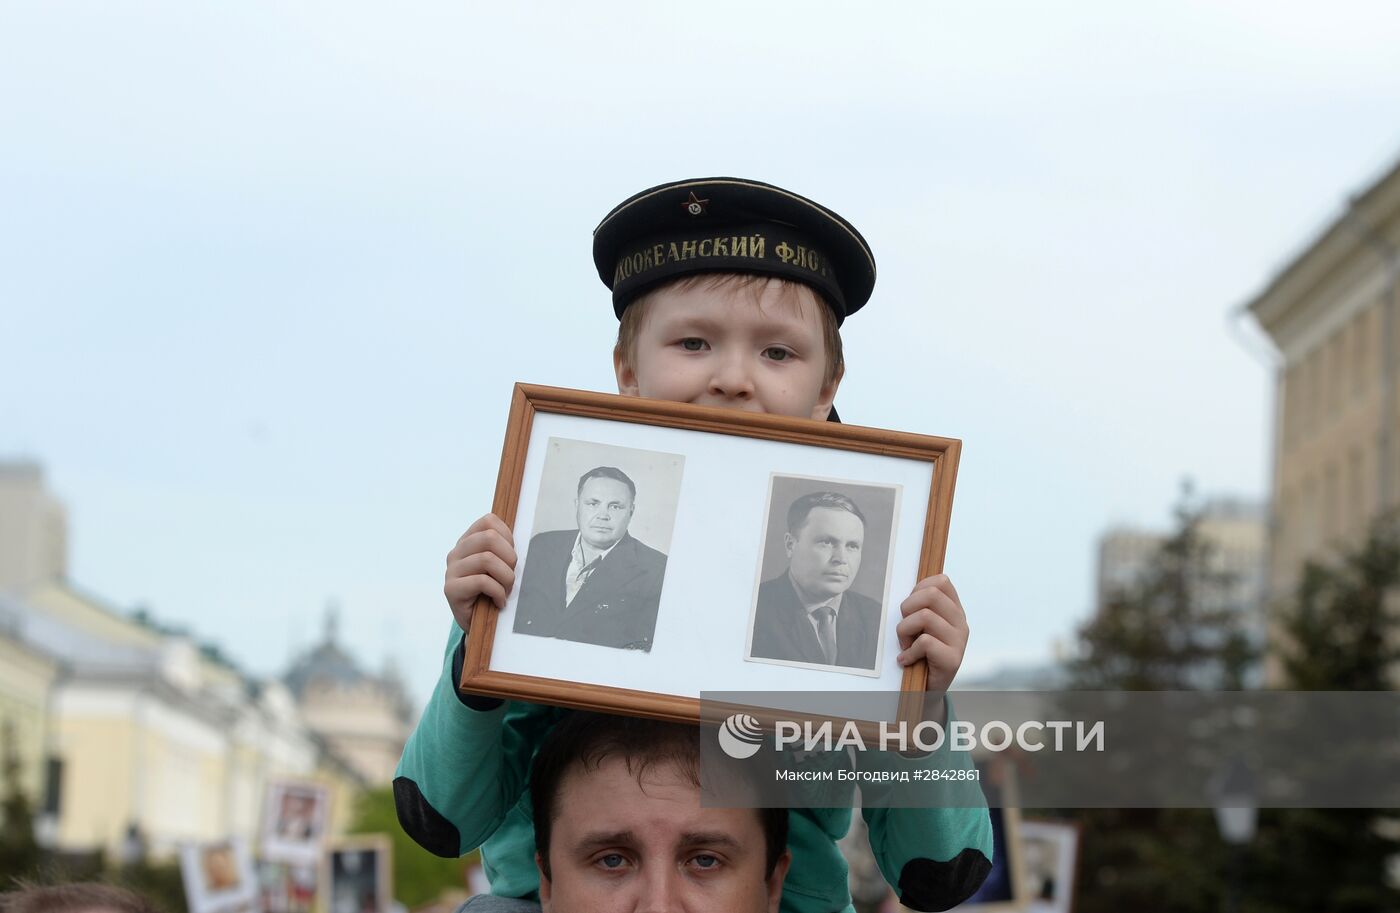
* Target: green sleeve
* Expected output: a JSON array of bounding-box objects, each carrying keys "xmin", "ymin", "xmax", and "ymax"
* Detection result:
[
  {"xmin": 393, "ymin": 622, "xmax": 562, "ymax": 857},
  {"xmin": 858, "ymin": 698, "xmax": 994, "ymax": 911}
]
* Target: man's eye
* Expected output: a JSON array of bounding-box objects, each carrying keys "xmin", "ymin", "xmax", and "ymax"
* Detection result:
[
  {"xmin": 680, "ymin": 338, "xmax": 707, "ymax": 351},
  {"xmin": 764, "ymin": 347, "xmax": 791, "ymax": 361},
  {"xmin": 598, "ymin": 853, "xmax": 627, "ymax": 869},
  {"xmin": 690, "ymin": 853, "xmax": 721, "ymax": 870}
]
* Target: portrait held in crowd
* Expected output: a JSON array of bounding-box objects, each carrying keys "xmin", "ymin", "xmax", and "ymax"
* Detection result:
[
  {"xmin": 323, "ymin": 836, "xmax": 390, "ymax": 913},
  {"xmin": 178, "ymin": 837, "xmax": 258, "ymax": 913},
  {"xmin": 512, "ymin": 437, "xmax": 684, "ymax": 652},
  {"xmin": 1020, "ymin": 820, "xmax": 1081, "ymax": 913},
  {"xmin": 260, "ymin": 780, "xmax": 330, "ymax": 865},
  {"xmin": 747, "ymin": 475, "xmax": 900, "ymax": 675}
]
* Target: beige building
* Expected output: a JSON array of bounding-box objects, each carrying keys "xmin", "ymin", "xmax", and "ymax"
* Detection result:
[
  {"xmin": 0, "ymin": 461, "xmax": 367, "ymax": 859},
  {"xmin": 0, "ymin": 461, "xmax": 67, "ymax": 594},
  {"xmin": 284, "ymin": 610, "xmax": 412, "ymax": 786},
  {"xmin": 0, "ymin": 599, "xmax": 60, "ymax": 824},
  {"xmin": 1245, "ymin": 156, "xmax": 1400, "ymax": 681}
]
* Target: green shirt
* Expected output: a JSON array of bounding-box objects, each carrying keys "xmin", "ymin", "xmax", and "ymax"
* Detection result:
[{"xmin": 394, "ymin": 623, "xmax": 993, "ymax": 912}]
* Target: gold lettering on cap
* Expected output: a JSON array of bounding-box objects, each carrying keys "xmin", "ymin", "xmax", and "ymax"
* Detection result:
[
  {"xmin": 698, "ymin": 239, "xmax": 713, "ymax": 257},
  {"xmin": 731, "ymin": 236, "xmax": 747, "ymax": 258},
  {"xmin": 775, "ymin": 242, "xmax": 794, "ymax": 264},
  {"xmin": 713, "ymin": 237, "xmax": 730, "ymax": 257},
  {"xmin": 680, "ymin": 240, "xmax": 698, "ymax": 260}
]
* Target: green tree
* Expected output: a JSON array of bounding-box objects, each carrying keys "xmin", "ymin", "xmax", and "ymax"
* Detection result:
[
  {"xmin": 1063, "ymin": 489, "xmax": 1258, "ymax": 913},
  {"xmin": 348, "ymin": 787, "xmax": 473, "ymax": 910},
  {"xmin": 1071, "ymin": 490, "xmax": 1256, "ymax": 691},
  {"xmin": 1244, "ymin": 514, "xmax": 1400, "ymax": 913},
  {"xmin": 0, "ymin": 718, "xmax": 41, "ymax": 882}
]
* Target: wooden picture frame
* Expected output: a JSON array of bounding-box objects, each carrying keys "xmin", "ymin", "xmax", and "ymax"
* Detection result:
[
  {"xmin": 260, "ymin": 779, "xmax": 331, "ymax": 865},
  {"xmin": 178, "ymin": 836, "xmax": 258, "ymax": 913},
  {"xmin": 321, "ymin": 835, "xmax": 391, "ymax": 913},
  {"xmin": 1020, "ymin": 819, "xmax": 1082, "ymax": 913},
  {"xmin": 461, "ymin": 384, "xmax": 961, "ymax": 725}
]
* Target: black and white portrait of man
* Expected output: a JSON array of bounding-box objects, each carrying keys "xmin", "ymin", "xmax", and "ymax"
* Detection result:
[
  {"xmin": 747, "ymin": 476, "xmax": 898, "ymax": 673},
  {"xmin": 513, "ymin": 439, "xmax": 683, "ymax": 651}
]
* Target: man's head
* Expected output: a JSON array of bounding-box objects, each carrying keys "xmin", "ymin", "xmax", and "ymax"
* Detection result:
[
  {"xmin": 575, "ymin": 466, "xmax": 636, "ymax": 550},
  {"xmin": 530, "ymin": 712, "xmax": 790, "ymax": 913},
  {"xmin": 594, "ymin": 177, "xmax": 875, "ymax": 422},
  {"xmin": 0, "ymin": 882, "xmax": 158, "ymax": 913},
  {"xmin": 784, "ymin": 492, "xmax": 866, "ymax": 602}
]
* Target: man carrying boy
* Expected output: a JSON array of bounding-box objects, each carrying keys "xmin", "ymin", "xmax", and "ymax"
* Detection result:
[{"xmin": 395, "ymin": 177, "xmax": 993, "ymax": 913}]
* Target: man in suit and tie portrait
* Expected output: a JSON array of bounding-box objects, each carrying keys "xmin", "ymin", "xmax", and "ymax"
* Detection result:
[
  {"xmin": 750, "ymin": 490, "xmax": 881, "ymax": 671},
  {"xmin": 513, "ymin": 465, "xmax": 668, "ymax": 651}
]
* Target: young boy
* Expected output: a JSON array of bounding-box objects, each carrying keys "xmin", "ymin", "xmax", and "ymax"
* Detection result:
[{"xmin": 395, "ymin": 177, "xmax": 993, "ymax": 912}]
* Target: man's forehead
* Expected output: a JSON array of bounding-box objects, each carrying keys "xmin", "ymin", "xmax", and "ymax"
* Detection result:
[{"xmin": 552, "ymin": 756, "xmax": 759, "ymax": 833}]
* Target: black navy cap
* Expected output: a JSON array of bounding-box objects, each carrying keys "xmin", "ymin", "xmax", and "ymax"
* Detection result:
[{"xmin": 592, "ymin": 177, "xmax": 876, "ymax": 325}]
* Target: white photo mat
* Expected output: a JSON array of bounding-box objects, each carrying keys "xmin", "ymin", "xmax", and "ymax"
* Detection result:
[{"xmin": 487, "ymin": 410, "xmax": 934, "ymax": 705}]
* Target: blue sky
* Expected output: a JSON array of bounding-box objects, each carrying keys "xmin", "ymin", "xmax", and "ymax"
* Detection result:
[{"xmin": 5, "ymin": 1, "xmax": 1400, "ymax": 702}]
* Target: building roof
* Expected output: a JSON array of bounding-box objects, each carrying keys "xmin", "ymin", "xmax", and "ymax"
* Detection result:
[
  {"xmin": 282, "ymin": 606, "xmax": 410, "ymax": 715},
  {"xmin": 1246, "ymin": 154, "xmax": 1400, "ymax": 336}
]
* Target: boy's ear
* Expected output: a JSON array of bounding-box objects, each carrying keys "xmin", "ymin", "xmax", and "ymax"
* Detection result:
[
  {"xmin": 809, "ymin": 364, "xmax": 845, "ymax": 421},
  {"xmin": 614, "ymin": 345, "xmax": 640, "ymax": 397},
  {"xmin": 766, "ymin": 850, "xmax": 792, "ymax": 913},
  {"xmin": 536, "ymin": 852, "xmax": 552, "ymax": 908}
]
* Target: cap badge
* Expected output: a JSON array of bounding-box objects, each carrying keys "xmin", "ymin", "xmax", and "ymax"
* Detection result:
[{"xmin": 683, "ymin": 192, "xmax": 710, "ymax": 216}]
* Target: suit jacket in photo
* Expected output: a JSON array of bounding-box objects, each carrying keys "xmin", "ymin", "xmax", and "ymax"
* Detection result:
[
  {"xmin": 749, "ymin": 573, "xmax": 881, "ymax": 670},
  {"xmin": 512, "ymin": 529, "xmax": 668, "ymax": 651}
]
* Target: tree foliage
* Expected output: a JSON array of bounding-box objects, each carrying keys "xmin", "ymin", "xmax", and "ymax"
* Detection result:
[
  {"xmin": 1278, "ymin": 515, "xmax": 1400, "ymax": 691},
  {"xmin": 348, "ymin": 787, "xmax": 473, "ymax": 910},
  {"xmin": 1064, "ymin": 490, "xmax": 1256, "ymax": 913},
  {"xmin": 0, "ymin": 719, "xmax": 40, "ymax": 883},
  {"xmin": 1071, "ymin": 491, "xmax": 1256, "ymax": 691}
]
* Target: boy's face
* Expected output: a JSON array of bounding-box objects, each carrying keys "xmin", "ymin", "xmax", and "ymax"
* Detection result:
[
  {"xmin": 614, "ymin": 278, "xmax": 842, "ymax": 420},
  {"xmin": 537, "ymin": 756, "xmax": 788, "ymax": 913}
]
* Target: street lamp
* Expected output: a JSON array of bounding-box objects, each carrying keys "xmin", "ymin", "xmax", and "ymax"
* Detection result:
[{"xmin": 1212, "ymin": 756, "xmax": 1258, "ymax": 913}]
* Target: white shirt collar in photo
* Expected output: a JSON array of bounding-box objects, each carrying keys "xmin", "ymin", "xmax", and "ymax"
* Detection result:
[{"xmin": 566, "ymin": 532, "xmax": 622, "ymax": 606}]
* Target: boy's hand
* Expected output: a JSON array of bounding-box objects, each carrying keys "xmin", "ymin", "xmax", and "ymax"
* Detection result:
[
  {"xmin": 444, "ymin": 513, "xmax": 518, "ymax": 632},
  {"xmin": 895, "ymin": 574, "xmax": 969, "ymax": 692}
]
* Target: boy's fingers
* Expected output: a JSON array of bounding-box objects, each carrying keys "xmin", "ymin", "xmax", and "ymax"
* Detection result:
[
  {"xmin": 445, "ymin": 573, "xmax": 508, "ymax": 611},
  {"xmin": 448, "ymin": 553, "xmax": 516, "ymax": 592},
  {"xmin": 910, "ymin": 574, "xmax": 961, "ymax": 606},
  {"xmin": 452, "ymin": 529, "xmax": 519, "ymax": 569},
  {"xmin": 448, "ymin": 515, "xmax": 515, "ymax": 562},
  {"xmin": 895, "ymin": 609, "xmax": 960, "ymax": 650},
  {"xmin": 902, "ymin": 581, "xmax": 966, "ymax": 629},
  {"xmin": 899, "ymin": 633, "xmax": 962, "ymax": 669}
]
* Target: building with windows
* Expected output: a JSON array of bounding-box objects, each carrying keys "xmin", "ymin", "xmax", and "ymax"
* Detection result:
[
  {"xmin": 0, "ymin": 461, "xmax": 366, "ymax": 859},
  {"xmin": 1245, "ymin": 156, "xmax": 1400, "ymax": 682}
]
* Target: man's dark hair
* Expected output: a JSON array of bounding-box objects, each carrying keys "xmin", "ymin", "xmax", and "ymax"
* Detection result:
[
  {"xmin": 0, "ymin": 882, "xmax": 160, "ymax": 913},
  {"xmin": 577, "ymin": 466, "xmax": 637, "ymax": 501},
  {"xmin": 529, "ymin": 712, "xmax": 788, "ymax": 879},
  {"xmin": 786, "ymin": 491, "xmax": 865, "ymax": 535}
]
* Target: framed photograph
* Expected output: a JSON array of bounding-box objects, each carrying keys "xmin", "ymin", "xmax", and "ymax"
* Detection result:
[
  {"xmin": 322, "ymin": 835, "xmax": 391, "ymax": 913},
  {"xmin": 179, "ymin": 836, "xmax": 257, "ymax": 913},
  {"xmin": 1019, "ymin": 820, "xmax": 1081, "ymax": 913},
  {"xmin": 462, "ymin": 384, "xmax": 961, "ymax": 724},
  {"xmin": 256, "ymin": 860, "xmax": 318, "ymax": 913},
  {"xmin": 261, "ymin": 779, "xmax": 331, "ymax": 864}
]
